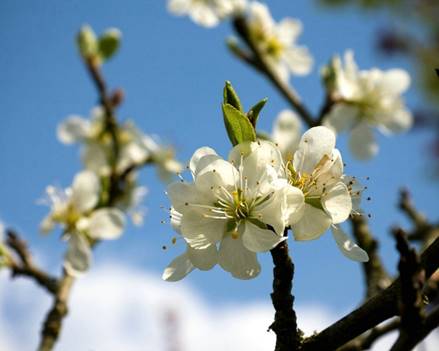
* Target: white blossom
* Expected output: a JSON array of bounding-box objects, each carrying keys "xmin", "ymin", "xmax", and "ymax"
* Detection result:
[
  {"xmin": 167, "ymin": 0, "xmax": 246, "ymax": 28},
  {"xmin": 282, "ymin": 126, "xmax": 368, "ymax": 262},
  {"xmin": 323, "ymin": 50, "xmax": 412, "ymax": 160},
  {"xmin": 247, "ymin": 1, "xmax": 313, "ymax": 82},
  {"xmin": 40, "ymin": 170, "xmax": 125, "ymax": 275},
  {"xmin": 272, "ymin": 109, "xmax": 302, "ymax": 161},
  {"xmin": 163, "ymin": 141, "xmax": 303, "ymax": 280}
]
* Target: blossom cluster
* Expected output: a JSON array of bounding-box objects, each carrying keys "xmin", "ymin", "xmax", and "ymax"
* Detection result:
[
  {"xmin": 40, "ymin": 108, "xmax": 182, "ymax": 276},
  {"xmin": 163, "ymin": 126, "xmax": 369, "ymax": 281}
]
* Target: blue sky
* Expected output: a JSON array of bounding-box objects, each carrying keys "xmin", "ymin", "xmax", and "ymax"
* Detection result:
[{"xmin": 1, "ymin": 0, "xmax": 438, "ymax": 332}]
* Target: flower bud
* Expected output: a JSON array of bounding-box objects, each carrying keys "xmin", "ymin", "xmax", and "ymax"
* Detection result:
[{"xmin": 77, "ymin": 25, "xmax": 98, "ymax": 59}]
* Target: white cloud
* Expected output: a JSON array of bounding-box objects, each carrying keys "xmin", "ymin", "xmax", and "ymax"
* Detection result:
[{"xmin": 0, "ymin": 264, "xmax": 437, "ymax": 351}]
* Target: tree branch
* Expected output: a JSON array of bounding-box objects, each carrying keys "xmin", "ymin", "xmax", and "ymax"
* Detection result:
[
  {"xmin": 269, "ymin": 231, "xmax": 300, "ymax": 351},
  {"xmin": 231, "ymin": 16, "xmax": 315, "ymax": 128},
  {"xmin": 6, "ymin": 230, "xmax": 58, "ymax": 294},
  {"xmin": 301, "ymin": 235, "xmax": 439, "ymax": 351},
  {"xmin": 350, "ymin": 215, "xmax": 391, "ymax": 298}
]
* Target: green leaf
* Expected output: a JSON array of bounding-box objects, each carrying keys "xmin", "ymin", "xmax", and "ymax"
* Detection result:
[
  {"xmin": 223, "ymin": 81, "xmax": 243, "ymax": 112},
  {"xmin": 222, "ymin": 103, "xmax": 256, "ymax": 146},
  {"xmin": 246, "ymin": 97, "xmax": 267, "ymax": 127},
  {"xmin": 98, "ymin": 28, "xmax": 121, "ymax": 61}
]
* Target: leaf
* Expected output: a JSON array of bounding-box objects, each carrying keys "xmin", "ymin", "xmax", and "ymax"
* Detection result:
[
  {"xmin": 222, "ymin": 103, "xmax": 256, "ymax": 146},
  {"xmin": 246, "ymin": 98, "xmax": 267, "ymax": 127},
  {"xmin": 223, "ymin": 81, "xmax": 243, "ymax": 112},
  {"xmin": 98, "ymin": 29, "xmax": 121, "ymax": 61}
]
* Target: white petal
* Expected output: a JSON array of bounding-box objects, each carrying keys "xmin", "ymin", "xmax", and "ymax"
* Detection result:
[
  {"xmin": 322, "ymin": 182, "xmax": 352, "ymax": 224},
  {"xmin": 71, "ymin": 170, "xmax": 100, "ymax": 213},
  {"xmin": 64, "ymin": 234, "xmax": 92, "ymax": 276},
  {"xmin": 331, "ymin": 225, "xmax": 369, "ymax": 262},
  {"xmin": 57, "ymin": 116, "xmax": 90, "ymax": 144},
  {"xmin": 87, "ymin": 208, "xmax": 125, "ymax": 240},
  {"xmin": 292, "ymin": 203, "xmax": 332, "ymax": 241},
  {"xmin": 283, "ymin": 184, "xmax": 305, "ymax": 225},
  {"xmin": 293, "ymin": 126, "xmax": 336, "ymax": 175},
  {"xmin": 272, "ymin": 110, "xmax": 302, "ymax": 160},
  {"xmin": 167, "ymin": 0, "xmax": 190, "ymax": 15},
  {"xmin": 379, "ymin": 109, "xmax": 413, "ymax": 134},
  {"xmin": 242, "ymin": 221, "xmax": 284, "ymax": 252},
  {"xmin": 276, "ymin": 18, "xmax": 302, "ymax": 44},
  {"xmin": 218, "ymin": 235, "xmax": 261, "ymax": 279},
  {"xmin": 167, "ymin": 182, "xmax": 202, "ymax": 214},
  {"xmin": 40, "ymin": 215, "xmax": 55, "ymax": 234},
  {"xmin": 187, "ymin": 244, "xmax": 218, "ymax": 270},
  {"xmin": 195, "ymin": 159, "xmax": 238, "ymax": 194},
  {"xmin": 81, "ymin": 142, "xmax": 111, "ymax": 176},
  {"xmin": 349, "ymin": 123, "xmax": 378, "ymax": 160},
  {"xmin": 283, "ymin": 46, "xmax": 313, "ymax": 76},
  {"xmin": 181, "ymin": 211, "xmax": 225, "ymax": 249},
  {"xmin": 190, "ymin": 4, "xmax": 220, "ymax": 28},
  {"xmin": 380, "ymin": 69, "xmax": 410, "ymax": 95},
  {"xmin": 189, "ymin": 146, "xmax": 220, "ymax": 176},
  {"xmin": 323, "ymin": 103, "xmax": 359, "ymax": 133},
  {"xmin": 162, "ymin": 251, "xmax": 194, "ymax": 282},
  {"xmin": 170, "ymin": 208, "xmax": 182, "ymax": 234}
]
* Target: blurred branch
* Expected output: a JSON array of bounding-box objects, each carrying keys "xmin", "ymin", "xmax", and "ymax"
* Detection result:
[
  {"xmin": 301, "ymin": 235, "xmax": 439, "ymax": 351},
  {"xmin": 231, "ymin": 16, "xmax": 315, "ymax": 128},
  {"xmin": 350, "ymin": 215, "xmax": 391, "ymax": 298},
  {"xmin": 269, "ymin": 231, "xmax": 300, "ymax": 351},
  {"xmin": 6, "ymin": 230, "xmax": 58, "ymax": 294},
  {"xmin": 337, "ymin": 318, "xmax": 400, "ymax": 351}
]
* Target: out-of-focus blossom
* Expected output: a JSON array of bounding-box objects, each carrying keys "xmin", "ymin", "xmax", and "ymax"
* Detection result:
[
  {"xmin": 322, "ymin": 50, "xmax": 412, "ymax": 160},
  {"xmin": 247, "ymin": 1, "xmax": 313, "ymax": 82},
  {"xmin": 271, "ymin": 109, "xmax": 302, "ymax": 161}
]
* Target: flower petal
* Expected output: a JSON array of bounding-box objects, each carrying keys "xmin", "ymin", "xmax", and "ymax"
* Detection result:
[
  {"xmin": 331, "ymin": 225, "xmax": 369, "ymax": 262},
  {"xmin": 322, "ymin": 182, "xmax": 352, "ymax": 224},
  {"xmin": 187, "ymin": 244, "xmax": 218, "ymax": 270},
  {"xmin": 349, "ymin": 123, "xmax": 378, "ymax": 160},
  {"xmin": 81, "ymin": 141, "xmax": 111, "ymax": 176},
  {"xmin": 292, "ymin": 203, "xmax": 332, "ymax": 241},
  {"xmin": 284, "ymin": 184, "xmax": 305, "ymax": 225},
  {"xmin": 195, "ymin": 159, "xmax": 238, "ymax": 195},
  {"xmin": 242, "ymin": 221, "xmax": 284, "ymax": 252},
  {"xmin": 87, "ymin": 208, "xmax": 125, "ymax": 240},
  {"xmin": 323, "ymin": 103, "xmax": 358, "ymax": 133},
  {"xmin": 293, "ymin": 126, "xmax": 336, "ymax": 175},
  {"xmin": 189, "ymin": 146, "xmax": 219, "ymax": 176},
  {"xmin": 64, "ymin": 234, "xmax": 92, "ymax": 276},
  {"xmin": 162, "ymin": 251, "xmax": 194, "ymax": 282},
  {"xmin": 181, "ymin": 211, "xmax": 225, "ymax": 249},
  {"xmin": 71, "ymin": 170, "xmax": 100, "ymax": 213},
  {"xmin": 283, "ymin": 46, "xmax": 313, "ymax": 76},
  {"xmin": 167, "ymin": 181, "xmax": 202, "ymax": 214},
  {"xmin": 57, "ymin": 116, "xmax": 90, "ymax": 144},
  {"xmin": 218, "ymin": 235, "xmax": 261, "ymax": 280},
  {"xmin": 272, "ymin": 110, "xmax": 302, "ymax": 160},
  {"xmin": 380, "ymin": 69, "xmax": 410, "ymax": 95},
  {"xmin": 380, "ymin": 109, "xmax": 413, "ymax": 134},
  {"xmin": 276, "ymin": 18, "xmax": 302, "ymax": 44}
]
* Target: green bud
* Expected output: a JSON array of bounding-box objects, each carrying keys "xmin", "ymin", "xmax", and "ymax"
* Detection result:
[
  {"xmin": 222, "ymin": 103, "xmax": 256, "ymax": 146},
  {"xmin": 98, "ymin": 28, "xmax": 122, "ymax": 61},
  {"xmin": 246, "ymin": 97, "xmax": 267, "ymax": 128},
  {"xmin": 223, "ymin": 81, "xmax": 243, "ymax": 112},
  {"xmin": 77, "ymin": 25, "xmax": 98, "ymax": 59}
]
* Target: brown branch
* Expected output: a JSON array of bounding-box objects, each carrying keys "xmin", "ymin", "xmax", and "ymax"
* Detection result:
[
  {"xmin": 269, "ymin": 232, "xmax": 300, "ymax": 351},
  {"xmin": 232, "ymin": 16, "xmax": 315, "ymax": 128},
  {"xmin": 6, "ymin": 230, "xmax": 58, "ymax": 294},
  {"xmin": 350, "ymin": 215, "xmax": 391, "ymax": 298},
  {"xmin": 337, "ymin": 318, "xmax": 400, "ymax": 351},
  {"xmin": 301, "ymin": 235, "xmax": 439, "ymax": 351}
]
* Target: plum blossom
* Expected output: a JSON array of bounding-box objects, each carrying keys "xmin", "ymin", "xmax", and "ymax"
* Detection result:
[
  {"xmin": 271, "ymin": 109, "xmax": 302, "ymax": 161},
  {"xmin": 247, "ymin": 1, "xmax": 313, "ymax": 82},
  {"xmin": 322, "ymin": 50, "xmax": 412, "ymax": 160},
  {"xmin": 57, "ymin": 108, "xmax": 182, "ymax": 178},
  {"xmin": 163, "ymin": 141, "xmax": 303, "ymax": 280},
  {"xmin": 40, "ymin": 170, "xmax": 125, "ymax": 275},
  {"xmin": 167, "ymin": 0, "xmax": 246, "ymax": 28},
  {"xmin": 282, "ymin": 126, "xmax": 368, "ymax": 262}
]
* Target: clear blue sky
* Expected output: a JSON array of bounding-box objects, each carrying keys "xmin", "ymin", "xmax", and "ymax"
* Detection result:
[{"xmin": 0, "ymin": 0, "xmax": 437, "ymax": 313}]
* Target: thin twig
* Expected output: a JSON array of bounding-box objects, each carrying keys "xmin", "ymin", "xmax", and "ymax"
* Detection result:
[
  {"xmin": 269, "ymin": 231, "xmax": 300, "ymax": 351},
  {"xmin": 301, "ymin": 235, "xmax": 439, "ymax": 351},
  {"xmin": 231, "ymin": 16, "xmax": 315, "ymax": 127},
  {"xmin": 350, "ymin": 215, "xmax": 391, "ymax": 298},
  {"xmin": 6, "ymin": 230, "xmax": 58, "ymax": 294}
]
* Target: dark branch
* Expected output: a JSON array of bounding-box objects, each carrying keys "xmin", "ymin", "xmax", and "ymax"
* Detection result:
[
  {"xmin": 301, "ymin": 235, "xmax": 439, "ymax": 351},
  {"xmin": 350, "ymin": 216, "xmax": 391, "ymax": 298},
  {"xmin": 6, "ymin": 230, "xmax": 58, "ymax": 294},
  {"xmin": 269, "ymin": 232, "xmax": 300, "ymax": 351}
]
